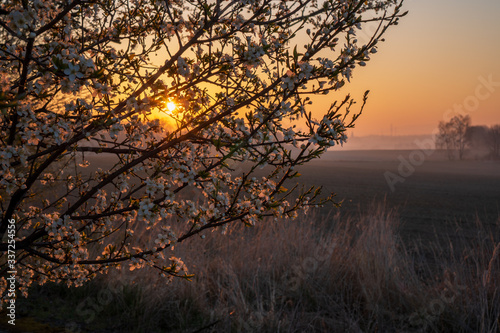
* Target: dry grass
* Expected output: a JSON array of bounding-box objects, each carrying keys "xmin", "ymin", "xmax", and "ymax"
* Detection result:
[
  {"xmin": 15, "ymin": 202, "xmax": 499, "ymax": 332},
  {"xmin": 65, "ymin": 201, "xmax": 497, "ymax": 333}
]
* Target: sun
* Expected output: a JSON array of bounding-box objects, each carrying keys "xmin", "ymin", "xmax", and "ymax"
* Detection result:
[{"xmin": 166, "ymin": 101, "xmax": 176, "ymax": 113}]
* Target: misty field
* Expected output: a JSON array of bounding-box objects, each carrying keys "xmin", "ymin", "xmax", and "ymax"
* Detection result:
[
  {"xmin": 1, "ymin": 150, "xmax": 499, "ymax": 332},
  {"xmin": 300, "ymin": 149, "xmax": 500, "ymax": 242}
]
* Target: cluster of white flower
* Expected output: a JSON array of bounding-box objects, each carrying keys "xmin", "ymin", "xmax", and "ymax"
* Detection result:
[
  {"xmin": 281, "ymin": 70, "xmax": 297, "ymax": 90},
  {"xmin": 52, "ymin": 49, "xmax": 96, "ymax": 90},
  {"xmin": 307, "ymin": 116, "xmax": 348, "ymax": 147},
  {"xmin": 242, "ymin": 41, "xmax": 266, "ymax": 67},
  {"xmin": 7, "ymin": 10, "xmax": 32, "ymax": 33},
  {"xmin": 44, "ymin": 214, "xmax": 75, "ymax": 243},
  {"xmin": 137, "ymin": 199, "xmax": 155, "ymax": 221},
  {"xmin": 145, "ymin": 177, "xmax": 167, "ymax": 196},
  {"xmin": 0, "ymin": 146, "xmax": 29, "ymax": 194},
  {"xmin": 297, "ymin": 62, "xmax": 315, "ymax": 81},
  {"xmin": 154, "ymin": 225, "xmax": 177, "ymax": 249},
  {"xmin": 177, "ymin": 57, "xmax": 190, "ymax": 77}
]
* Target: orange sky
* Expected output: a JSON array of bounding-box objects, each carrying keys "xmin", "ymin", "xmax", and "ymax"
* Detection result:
[
  {"xmin": 154, "ymin": 1, "xmax": 499, "ymax": 137},
  {"xmin": 313, "ymin": 0, "xmax": 500, "ymax": 137}
]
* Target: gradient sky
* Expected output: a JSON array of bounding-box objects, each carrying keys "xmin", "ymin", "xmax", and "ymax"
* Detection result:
[{"xmin": 319, "ymin": 0, "xmax": 500, "ymax": 136}]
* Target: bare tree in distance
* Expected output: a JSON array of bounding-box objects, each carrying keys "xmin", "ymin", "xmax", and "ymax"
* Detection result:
[
  {"xmin": 465, "ymin": 125, "xmax": 488, "ymax": 149},
  {"xmin": 436, "ymin": 115, "xmax": 471, "ymax": 160},
  {"xmin": 0, "ymin": 0, "xmax": 406, "ymax": 299},
  {"xmin": 487, "ymin": 124, "xmax": 500, "ymax": 159}
]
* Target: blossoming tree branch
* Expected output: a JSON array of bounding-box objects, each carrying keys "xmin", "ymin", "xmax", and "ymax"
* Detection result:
[{"xmin": 0, "ymin": 0, "xmax": 405, "ymax": 297}]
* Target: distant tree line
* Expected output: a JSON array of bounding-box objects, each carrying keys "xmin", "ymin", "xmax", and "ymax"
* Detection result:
[
  {"xmin": 466, "ymin": 124, "xmax": 500, "ymax": 158},
  {"xmin": 436, "ymin": 115, "xmax": 500, "ymax": 160}
]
